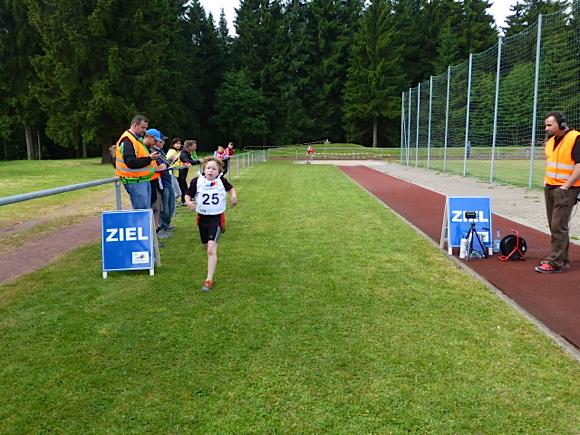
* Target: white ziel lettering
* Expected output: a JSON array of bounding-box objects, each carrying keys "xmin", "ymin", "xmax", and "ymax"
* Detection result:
[
  {"xmin": 451, "ymin": 210, "xmax": 489, "ymax": 223},
  {"xmin": 105, "ymin": 228, "xmax": 118, "ymax": 242},
  {"xmin": 125, "ymin": 227, "xmax": 137, "ymax": 241},
  {"xmin": 451, "ymin": 210, "xmax": 463, "ymax": 222},
  {"xmin": 105, "ymin": 227, "xmax": 149, "ymax": 242}
]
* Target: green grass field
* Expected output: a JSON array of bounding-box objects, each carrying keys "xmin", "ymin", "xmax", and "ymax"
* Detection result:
[
  {"xmin": 404, "ymin": 146, "xmax": 546, "ymax": 188},
  {"xmin": 0, "ymin": 159, "xmax": 119, "ymax": 254},
  {"xmin": 1, "ymin": 160, "xmax": 578, "ymax": 432}
]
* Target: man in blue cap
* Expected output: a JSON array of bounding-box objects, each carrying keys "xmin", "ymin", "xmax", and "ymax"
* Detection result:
[{"xmin": 145, "ymin": 128, "xmax": 175, "ymax": 239}]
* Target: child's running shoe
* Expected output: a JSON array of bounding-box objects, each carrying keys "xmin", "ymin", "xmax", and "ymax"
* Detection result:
[{"xmin": 201, "ymin": 280, "xmax": 213, "ymax": 291}]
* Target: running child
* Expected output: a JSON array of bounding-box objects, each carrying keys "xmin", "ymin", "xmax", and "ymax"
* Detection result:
[{"xmin": 184, "ymin": 157, "xmax": 238, "ymax": 291}]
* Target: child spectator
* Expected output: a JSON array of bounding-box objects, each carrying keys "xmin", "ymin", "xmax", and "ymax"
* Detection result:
[
  {"xmin": 214, "ymin": 145, "xmax": 227, "ymax": 160},
  {"xmin": 166, "ymin": 138, "xmax": 183, "ymax": 200},
  {"xmin": 223, "ymin": 142, "xmax": 235, "ymax": 174},
  {"xmin": 184, "ymin": 157, "xmax": 238, "ymax": 291},
  {"xmin": 178, "ymin": 140, "xmax": 201, "ymax": 206},
  {"xmin": 306, "ymin": 144, "xmax": 315, "ymax": 164}
]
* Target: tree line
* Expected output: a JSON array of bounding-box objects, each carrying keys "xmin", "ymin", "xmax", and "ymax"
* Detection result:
[{"xmin": 0, "ymin": 0, "xmax": 568, "ymax": 160}]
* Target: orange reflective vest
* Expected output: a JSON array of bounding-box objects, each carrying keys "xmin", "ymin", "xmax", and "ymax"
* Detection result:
[
  {"xmin": 115, "ymin": 131, "xmax": 158, "ymax": 182},
  {"xmin": 544, "ymin": 130, "xmax": 580, "ymax": 187}
]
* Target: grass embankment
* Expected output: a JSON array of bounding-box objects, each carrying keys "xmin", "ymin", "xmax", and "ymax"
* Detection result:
[
  {"xmin": 406, "ymin": 146, "xmax": 546, "ymax": 188},
  {"xmin": 0, "ymin": 161, "xmax": 578, "ymax": 432},
  {"xmin": 0, "ymin": 159, "xmax": 118, "ymax": 253}
]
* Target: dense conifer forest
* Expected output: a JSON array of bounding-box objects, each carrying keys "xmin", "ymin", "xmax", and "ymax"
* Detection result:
[{"xmin": 0, "ymin": 0, "xmax": 569, "ymax": 159}]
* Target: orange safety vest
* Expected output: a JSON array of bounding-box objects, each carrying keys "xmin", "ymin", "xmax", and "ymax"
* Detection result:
[
  {"xmin": 115, "ymin": 131, "xmax": 158, "ymax": 182},
  {"xmin": 544, "ymin": 130, "xmax": 580, "ymax": 187}
]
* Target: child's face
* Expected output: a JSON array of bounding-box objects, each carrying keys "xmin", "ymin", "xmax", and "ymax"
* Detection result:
[{"xmin": 204, "ymin": 161, "xmax": 221, "ymax": 179}]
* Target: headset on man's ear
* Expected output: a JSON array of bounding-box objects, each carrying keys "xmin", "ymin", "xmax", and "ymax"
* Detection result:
[{"xmin": 554, "ymin": 111, "xmax": 568, "ymax": 130}]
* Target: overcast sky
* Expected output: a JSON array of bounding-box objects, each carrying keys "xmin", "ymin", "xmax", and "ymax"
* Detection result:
[{"xmin": 199, "ymin": 0, "xmax": 519, "ymax": 35}]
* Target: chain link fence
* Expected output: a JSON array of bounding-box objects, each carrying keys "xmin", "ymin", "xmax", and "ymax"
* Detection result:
[{"xmin": 400, "ymin": 4, "xmax": 580, "ymax": 188}]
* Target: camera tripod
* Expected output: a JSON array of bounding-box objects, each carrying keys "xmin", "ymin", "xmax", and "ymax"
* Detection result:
[{"xmin": 465, "ymin": 220, "xmax": 488, "ymax": 259}]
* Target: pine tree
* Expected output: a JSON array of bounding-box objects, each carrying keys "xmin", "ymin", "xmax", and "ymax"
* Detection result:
[
  {"xmin": 309, "ymin": 0, "xmax": 364, "ymax": 142},
  {"xmin": 217, "ymin": 9, "xmax": 232, "ymax": 61},
  {"xmin": 232, "ymin": 0, "xmax": 284, "ymax": 145},
  {"xmin": 0, "ymin": 0, "xmax": 43, "ymax": 160},
  {"xmin": 24, "ymin": 0, "xmax": 186, "ymax": 159},
  {"xmin": 343, "ymin": 0, "xmax": 404, "ymax": 147},
  {"xmin": 212, "ymin": 70, "xmax": 269, "ymax": 146},
  {"xmin": 504, "ymin": 0, "xmax": 568, "ymax": 37}
]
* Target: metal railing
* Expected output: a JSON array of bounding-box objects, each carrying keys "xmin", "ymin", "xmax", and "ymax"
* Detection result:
[
  {"xmin": 0, "ymin": 177, "xmax": 122, "ymax": 208},
  {"xmin": 0, "ymin": 150, "xmax": 268, "ymax": 208}
]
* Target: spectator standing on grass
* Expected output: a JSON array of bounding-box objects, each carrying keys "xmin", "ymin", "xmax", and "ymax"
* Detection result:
[
  {"xmin": 306, "ymin": 144, "xmax": 315, "ymax": 164},
  {"xmin": 142, "ymin": 129, "xmax": 165, "ymax": 234},
  {"xmin": 223, "ymin": 142, "xmax": 235, "ymax": 174},
  {"xmin": 148, "ymin": 129, "xmax": 176, "ymax": 238},
  {"xmin": 534, "ymin": 111, "xmax": 580, "ymax": 274},
  {"xmin": 114, "ymin": 115, "xmax": 165, "ymax": 209},
  {"xmin": 184, "ymin": 157, "xmax": 238, "ymax": 292},
  {"xmin": 166, "ymin": 137, "xmax": 183, "ymax": 201},
  {"xmin": 178, "ymin": 140, "xmax": 201, "ymax": 206}
]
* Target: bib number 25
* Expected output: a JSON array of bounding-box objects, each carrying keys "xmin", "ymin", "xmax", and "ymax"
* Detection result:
[{"xmin": 202, "ymin": 193, "xmax": 219, "ymax": 205}]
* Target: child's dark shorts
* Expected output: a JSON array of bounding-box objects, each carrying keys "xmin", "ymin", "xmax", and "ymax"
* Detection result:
[{"xmin": 199, "ymin": 225, "xmax": 221, "ymax": 244}]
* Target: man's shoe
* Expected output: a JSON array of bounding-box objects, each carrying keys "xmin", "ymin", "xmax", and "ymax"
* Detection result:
[
  {"xmin": 534, "ymin": 262, "xmax": 562, "ymax": 274},
  {"xmin": 201, "ymin": 280, "xmax": 213, "ymax": 292},
  {"xmin": 166, "ymin": 226, "xmax": 176, "ymax": 231},
  {"xmin": 157, "ymin": 230, "xmax": 172, "ymax": 239}
]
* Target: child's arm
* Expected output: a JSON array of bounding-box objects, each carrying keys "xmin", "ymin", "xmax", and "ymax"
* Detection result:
[
  {"xmin": 184, "ymin": 194, "xmax": 196, "ymax": 211},
  {"xmin": 229, "ymin": 188, "xmax": 238, "ymax": 207}
]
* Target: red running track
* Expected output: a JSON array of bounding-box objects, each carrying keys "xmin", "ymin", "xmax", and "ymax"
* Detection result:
[{"xmin": 340, "ymin": 165, "xmax": 580, "ymax": 349}]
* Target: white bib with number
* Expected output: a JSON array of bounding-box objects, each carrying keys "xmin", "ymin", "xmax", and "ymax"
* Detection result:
[{"xmin": 195, "ymin": 176, "xmax": 226, "ymax": 215}]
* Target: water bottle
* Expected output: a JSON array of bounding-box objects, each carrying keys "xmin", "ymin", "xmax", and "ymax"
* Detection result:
[
  {"xmin": 493, "ymin": 229, "xmax": 501, "ymax": 253},
  {"xmin": 459, "ymin": 234, "xmax": 468, "ymax": 259}
]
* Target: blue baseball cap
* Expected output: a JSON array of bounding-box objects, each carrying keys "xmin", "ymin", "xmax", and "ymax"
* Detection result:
[{"xmin": 146, "ymin": 128, "xmax": 165, "ymax": 142}]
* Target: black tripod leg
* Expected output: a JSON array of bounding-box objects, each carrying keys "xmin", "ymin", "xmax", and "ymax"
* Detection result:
[{"xmin": 473, "ymin": 229, "xmax": 488, "ymax": 258}]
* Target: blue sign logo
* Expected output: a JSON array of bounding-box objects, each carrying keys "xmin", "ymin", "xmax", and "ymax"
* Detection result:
[
  {"xmin": 101, "ymin": 210, "xmax": 154, "ymax": 273},
  {"xmin": 447, "ymin": 196, "xmax": 492, "ymax": 250}
]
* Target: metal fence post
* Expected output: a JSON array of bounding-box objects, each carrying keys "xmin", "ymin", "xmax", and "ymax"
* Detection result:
[
  {"xmin": 427, "ymin": 76, "xmax": 433, "ymax": 169},
  {"xmin": 529, "ymin": 14, "xmax": 543, "ymax": 189},
  {"xmin": 407, "ymin": 87, "xmax": 412, "ymax": 166},
  {"xmin": 444, "ymin": 66, "xmax": 451, "ymax": 173},
  {"xmin": 463, "ymin": 53, "xmax": 473, "ymax": 177},
  {"xmin": 115, "ymin": 180, "xmax": 122, "ymax": 210},
  {"xmin": 400, "ymin": 91, "xmax": 405, "ymax": 164},
  {"xmin": 415, "ymin": 83, "xmax": 421, "ymax": 168},
  {"xmin": 490, "ymin": 37, "xmax": 503, "ymax": 183}
]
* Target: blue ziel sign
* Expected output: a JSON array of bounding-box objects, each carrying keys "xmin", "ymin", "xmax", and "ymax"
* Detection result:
[
  {"xmin": 101, "ymin": 210, "xmax": 154, "ymax": 276},
  {"xmin": 446, "ymin": 196, "xmax": 493, "ymax": 250}
]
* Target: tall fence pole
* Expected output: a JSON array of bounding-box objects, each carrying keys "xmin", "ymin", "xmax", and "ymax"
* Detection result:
[
  {"xmin": 444, "ymin": 66, "xmax": 451, "ymax": 173},
  {"xmin": 415, "ymin": 83, "xmax": 421, "ymax": 168},
  {"xmin": 400, "ymin": 91, "xmax": 405, "ymax": 164},
  {"xmin": 463, "ymin": 53, "xmax": 473, "ymax": 177},
  {"xmin": 407, "ymin": 87, "xmax": 412, "ymax": 166},
  {"xmin": 529, "ymin": 14, "xmax": 543, "ymax": 189},
  {"xmin": 427, "ymin": 76, "xmax": 433, "ymax": 169},
  {"xmin": 115, "ymin": 180, "xmax": 122, "ymax": 210},
  {"xmin": 490, "ymin": 37, "xmax": 503, "ymax": 183}
]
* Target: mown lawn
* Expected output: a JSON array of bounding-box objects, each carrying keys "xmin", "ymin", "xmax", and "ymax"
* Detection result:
[
  {"xmin": 0, "ymin": 159, "xmax": 120, "ymax": 254},
  {"xmin": 0, "ymin": 161, "xmax": 578, "ymax": 433}
]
